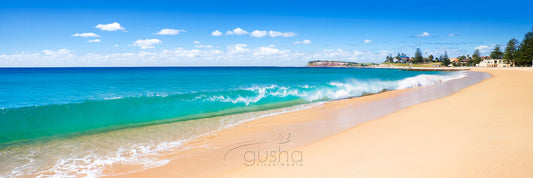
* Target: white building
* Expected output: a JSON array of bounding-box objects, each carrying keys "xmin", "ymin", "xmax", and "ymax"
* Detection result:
[{"xmin": 476, "ymin": 59, "xmax": 512, "ymax": 68}]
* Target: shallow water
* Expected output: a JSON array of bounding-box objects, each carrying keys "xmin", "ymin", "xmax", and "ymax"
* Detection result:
[{"xmin": 0, "ymin": 67, "xmax": 469, "ymax": 177}]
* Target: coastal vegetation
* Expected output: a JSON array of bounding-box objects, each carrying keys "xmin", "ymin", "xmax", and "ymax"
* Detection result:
[{"xmin": 383, "ymin": 27, "xmax": 533, "ymax": 67}]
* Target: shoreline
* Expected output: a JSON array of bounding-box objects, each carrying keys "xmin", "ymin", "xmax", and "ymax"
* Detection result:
[
  {"xmin": 225, "ymin": 68, "xmax": 533, "ymax": 177},
  {"xmin": 109, "ymin": 70, "xmax": 490, "ymax": 177}
]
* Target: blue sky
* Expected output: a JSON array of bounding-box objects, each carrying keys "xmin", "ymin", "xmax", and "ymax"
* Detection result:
[{"xmin": 1, "ymin": 0, "xmax": 532, "ymax": 66}]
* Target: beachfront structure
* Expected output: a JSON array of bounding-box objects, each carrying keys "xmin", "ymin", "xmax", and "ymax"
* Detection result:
[
  {"xmin": 396, "ymin": 55, "xmax": 409, "ymax": 63},
  {"xmin": 476, "ymin": 59, "xmax": 512, "ymax": 68},
  {"xmin": 450, "ymin": 58, "xmax": 458, "ymax": 63}
]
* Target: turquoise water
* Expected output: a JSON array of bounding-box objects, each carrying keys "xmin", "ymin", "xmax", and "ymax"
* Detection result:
[
  {"xmin": 0, "ymin": 67, "xmax": 463, "ymax": 145},
  {"xmin": 0, "ymin": 67, "xmax": 469, "ymax": 177}
]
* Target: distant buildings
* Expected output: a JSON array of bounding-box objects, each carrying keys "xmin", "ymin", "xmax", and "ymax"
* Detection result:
[
  {"xmin": 476, "ymin": 59, "xmax": 512, "ymax": 68},
  {"xmin": 393, "ymin": 55, "xmax": 410, "ymax": 63},
  {"xmin": 450, "ymin": 58, "xmax": 458, "ymax": 63}
]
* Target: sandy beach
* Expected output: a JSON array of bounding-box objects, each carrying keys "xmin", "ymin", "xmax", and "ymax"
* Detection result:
[
  {"xmin": 113, "ymin": 68, "xmax": 533, "ymax": 177},
  {"xmin": 224, "ymin": 68, "xmax": 533, "ymax": 177}
]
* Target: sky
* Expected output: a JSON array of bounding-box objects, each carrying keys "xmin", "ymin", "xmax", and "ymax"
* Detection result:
[{"xmin": 1, "ymin": 0, "xmax": 532, "ymax": 67}]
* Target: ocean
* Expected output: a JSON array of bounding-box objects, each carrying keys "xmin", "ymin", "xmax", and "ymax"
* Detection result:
[{"xmin": 0, "ymin": 67, "xmax": 467, "ymax": 177}]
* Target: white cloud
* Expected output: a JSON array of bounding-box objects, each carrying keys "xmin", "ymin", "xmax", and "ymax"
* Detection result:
[
  {"xmin": 193, "ymin": 41, "xmax": 201, "ymax": 44},
  {"xmin": 226, "ymin": 28, "xmax": 248, "ymax": 35},
  {"xmin": 155, "ymin": 29, "xmax": 185, "ymax": 35},
  {"xmin": 294, "ymin": 39, "xmax": 312, "ymax": 44},
  {"xmin": 268, "ymin": 31, "xmax": 296, "ymax": 37},
  {"xmin": 72, "ymin": 33, "xmax": 100, "ymax": 38},
  {"xmin": 42, "ymin": 49, "xmax": 71, "ymax": 56},
  {"xmin": 250, "ymin": 30, "xmax": 267, "ymax": 38},
  {"xmin": 475, "ymin": 45, "xmax": 492, "ymax": 53},
  {"xmin": 353, "ymin": 50, "xmax": 374, "ymax": 57},
  {"xmin": 88, "ymin": 39, "xmax": 101, "ymax": 43},
  {"xmin": 253, "ymin": 46, "xmax": 289, "ymax": 56},
  {"xmin": 363, "ymin": 39, "xmax": 372, "ymax": 44},
  {"xmin": 195, "ymin": 45, "xmax": 213, "ymax": 48},
  {"xmin": 131, "ymin": 39, "xmax": 162, "ymax": 49},
  {"xmin": 227, "ymin": 44, "xmax": 249, "ymax": 54},
  {"xmin": 418, "ymin": 32, "xmax": 430, "ymax": 37},
  {"xmin": 216, "ymin": 29, "xmax": 296, "ymax": 38},
  {"xmin": 211, "ymin": 30, "xmax": 223, "ymax": 36},
  {"xmin": 448, "ymin": 33, "xmax": 456, "ymax": 37},
  {"xmin": 95, "ymin": 22, "xmax": 126, "ymax": 31},
  {"xmin": 114, "ymin": 44, "xmax": 119, "ymax": 47}
]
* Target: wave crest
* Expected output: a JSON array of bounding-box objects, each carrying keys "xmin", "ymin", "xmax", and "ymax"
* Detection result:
[{"xmin": 193, "ymin": 72, "xmax": 467, "ymax": 105}]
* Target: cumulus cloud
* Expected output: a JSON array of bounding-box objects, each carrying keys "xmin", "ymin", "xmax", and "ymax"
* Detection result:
[
  {"xmin": 227, "ymin": 44, "xmax": 249, "ymax": 54},
  {"xmin": 193, "ymin": 41, "xmax": 201, "ymax": 44},
  {"xmin": 448, "ymin": 33, "xmax": 457, "ymax": 37},
  {"xmin": 42, "ymin": 49, "xmax": 71, "ymax": 56},
  {"xmin": 294, "ymin": 39, "xmax": 312, "ymax": 44},
  {"xmin": 195, "ymin": 45, "xmax": 213, "ymax": 48},
  {"xmin": 215, "ymin": 28, "xmax": 296, "ymax": 38},
  {"xmin": 268, "ymin": 31, "xmax": 296, "ymax": 37},
  {"xmin": 418, "ymin": 32, "xmax": 430, "ymax": 37},
  {"xmin": 88, "ymin": 39, "xmax": 101, "ymax": 43},
  {"xmin": 72, "ymin": 33, "xmax": 100, "ymax": 38},
  {"xmin": 131, "ymin": 39, "xmax": 162, "ymax": 49},
  {"xmin": 226, "ymin": 28, "xmax": 248, "ymax": 35},
  {"xmin": 250, "ymin": 30, "xmax": 267, "ymax": 38},
  {"xmin": 253, "ymin": 46, "xmax": 289, "ymax": 56},
  {"xmin": 475, "ymin": 45, "xmax": 492, "ymax": 53},
  {"xmin": 353, "ymin": 50, "xmax": 374, "ymax": 57},
  {"xmin": 114, "ymin": 44, "xmax": 119, "ymax": 47},
  {"xmin": 211, "ymin": 30, "xmax": 223, "ymax": 36},
  {"xmin": 363, "ymin": 39, "xmax": 372, "ymax": 44},
  {"xmin": 95, "ymin": 22, "xmax": 126, "ymax": 31},
  {"xmin": 155, "ymin": 29, "xmax": 186, "ymax": 35}
]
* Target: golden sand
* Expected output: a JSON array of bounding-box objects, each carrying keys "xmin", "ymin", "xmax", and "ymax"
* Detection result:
[
  {"xmin": 112, "ymin": 68, "xmax": 533, "ymax": 177},
  {"xmin": 225, "ymin": 68, "xmax": 533, "ymax": 177}
]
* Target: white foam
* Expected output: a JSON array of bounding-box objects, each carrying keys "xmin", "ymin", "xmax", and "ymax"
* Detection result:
[
  {"xmin": 192, "ymin": 72, "xmax": 467, "ymax": 105},
  {"xmin": 397, "ymin": 71, "xmax": 467, "ymax": 89}
]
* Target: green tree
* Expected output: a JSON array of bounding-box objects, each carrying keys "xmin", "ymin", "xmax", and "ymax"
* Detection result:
[
  {"xmin": 504, "ymin": 38, "xmax": 518, "ymax": 64},
  {"xmin": 385, "ymin": 54, "xmax": 395, "ymax": 63},
  {"xmin": 517, "ymin": 27, "xmax": 533, "ymax": 66},
  {"xmin": 428, "ymin": 55, "xmax": 434, "ymax": 62},
  {"xmin": 414, "ymin": 48, "xmax": 423, "ymax": 63},
  {"xmin": 473, "ymin": 49, "xmax": 480, "ymax": 59},
  {"xmin": 441, "ymin": 51, "xmax": 450, "ymax": 66},
  {"xmin": 472, "ymin": 49, "xmax": 482, "ymax": 65},
  {"xmin": 457, "ymin": 55, "xmax": 467, "ymax": 66},
  {"xmin": 490, "ymin": 45, "xmax": 503, "ymax": 59}
]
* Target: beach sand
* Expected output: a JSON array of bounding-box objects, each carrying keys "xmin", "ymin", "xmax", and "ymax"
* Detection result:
[
  {"xmin": 113, "ymin": 68, "xmax": 533, "ymax": 177},
  {"xmin": 224, "ymin": 68, "xmax": 533, "ymax": 177}
]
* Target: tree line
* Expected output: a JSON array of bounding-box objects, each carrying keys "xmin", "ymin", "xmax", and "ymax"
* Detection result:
[
  {"xmin": 384, "ymin": 27, "xmax": 533, "ymax": 67},
  {"xmin": 504, "ymin": 27, "xmax": 533, "ymax": 66}
]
